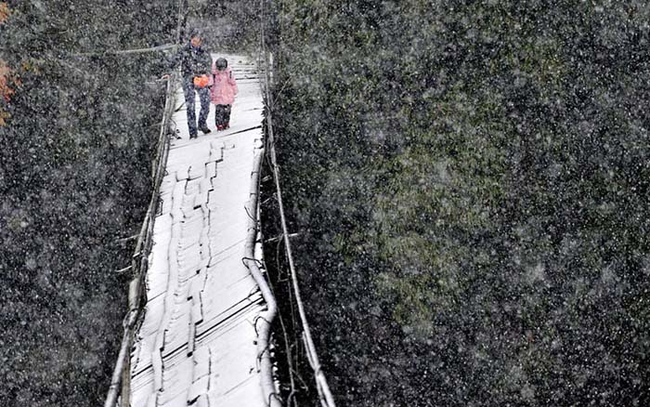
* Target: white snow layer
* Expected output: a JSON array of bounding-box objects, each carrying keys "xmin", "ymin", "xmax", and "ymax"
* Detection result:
[{"xmin": 128, "ymin": 54, "xmax": 268, "ymax": 407}]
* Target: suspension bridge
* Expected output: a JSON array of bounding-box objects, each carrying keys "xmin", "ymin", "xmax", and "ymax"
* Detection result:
[{"xmin": 103, "ymin": 45, "xmax": 334, "ymax": 406}]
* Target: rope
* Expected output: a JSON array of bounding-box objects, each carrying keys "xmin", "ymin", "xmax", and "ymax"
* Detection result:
[
  {"xmin": 71, "ymin": 43, "xmax": 177, "ymax": 58},
  {"xmin": 242, "ymin": 143, "xmax": 282, "ymax": 407},
  {"xmin": 259, "ymin": 1, "xmax": 337, "ymax": 406}
]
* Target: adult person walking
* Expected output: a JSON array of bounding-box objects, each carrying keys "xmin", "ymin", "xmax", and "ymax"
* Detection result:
[{"xmin": 164, "ymin": 29, "xmax": 212, "ymax": 139}]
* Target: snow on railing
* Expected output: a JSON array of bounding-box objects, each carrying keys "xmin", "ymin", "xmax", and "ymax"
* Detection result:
[
  {"xmin": 258, "ymin": 1, "xmax": 337, "ymax": 404},
  {"xmin": 104, "ymin": 69, "xmax": 177, "ymax": 407},
  {"xmin": 243, "ymin": 140, "xmax": 283, "ymax": 407}
]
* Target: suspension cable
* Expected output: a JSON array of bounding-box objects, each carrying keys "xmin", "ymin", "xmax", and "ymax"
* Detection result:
[{"xmin": 259, "ymin": 1, "xmax": 337, "ymax": 406}]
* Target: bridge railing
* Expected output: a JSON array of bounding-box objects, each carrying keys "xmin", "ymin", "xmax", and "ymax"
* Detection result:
[
  {"xmin": 258, "ymin": 0, "xmax": 337, "ymax": 405},
  {"xmin": 104, "ymin": 53, "xmax": 179, "ymax": 407}
]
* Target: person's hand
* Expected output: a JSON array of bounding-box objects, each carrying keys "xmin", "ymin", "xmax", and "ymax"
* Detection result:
[{"xmin": 159, "ymin": 74, "xmax": 170, "ymax": 81}]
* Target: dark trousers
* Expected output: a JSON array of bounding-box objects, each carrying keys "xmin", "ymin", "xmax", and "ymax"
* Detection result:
[
  {"xmin": 182, "ymin": 79, "xmax": 211, "ymax": 135},
  {"xmin": 214, "ymin": 104, "xmax": 232, "ymax": 127}
]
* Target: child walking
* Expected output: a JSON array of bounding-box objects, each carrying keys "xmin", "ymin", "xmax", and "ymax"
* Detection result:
[{"xmin": 210, "ymin": 57, "xmax": 238, "ymax": 130}]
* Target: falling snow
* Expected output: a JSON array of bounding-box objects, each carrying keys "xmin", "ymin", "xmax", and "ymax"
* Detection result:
[{"xmin": 2, "ymin": 1, "xmax": 650, "ymax": 407}]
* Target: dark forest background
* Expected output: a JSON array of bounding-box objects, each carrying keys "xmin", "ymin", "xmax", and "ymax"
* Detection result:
[
  {"xmin": 0, "ymin": 1, "xmax": 175, "ymax": 405},
  {"xmin": 269, "ymin": 0, "xmax": 650, "ymax": 406}
]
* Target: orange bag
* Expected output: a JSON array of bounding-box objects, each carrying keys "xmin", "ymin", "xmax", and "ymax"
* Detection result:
[{"xmin": 193, "ymin": 75, "xmax": 209, "ymax": 88}]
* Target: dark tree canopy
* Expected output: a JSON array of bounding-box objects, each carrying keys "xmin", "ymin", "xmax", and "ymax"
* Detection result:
[
  {"xmin": 269, "ymin": 1, "xmax": 650, "ymax": 405},
  {"xmin": 0, "ymin": 1, "xmax": 176, "ymax": 405}
]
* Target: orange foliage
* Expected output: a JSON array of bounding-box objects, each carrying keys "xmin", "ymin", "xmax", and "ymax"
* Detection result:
[
  {"xmin": 0, "ymin": 2, "xmax": 10, "ymax": 24},
  {"xmin": 0, "ymin": 110, "xmax": 9, "ymax": 127},
  {"xmin": 1, "ymin": 60, "xmax": 15, "ymax": 127},
  {"xmin": 1, "ymin": 3, "xmax": 18, "ymax": 126},
  {"xmin": 1, "ymin": 60, "xmax": 14, "ymax": 102}
]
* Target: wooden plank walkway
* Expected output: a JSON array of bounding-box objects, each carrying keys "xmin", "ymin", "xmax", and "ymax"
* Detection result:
[{"xmin": 128, "ymin": 54, "xmax": 268, "ymax": 407}]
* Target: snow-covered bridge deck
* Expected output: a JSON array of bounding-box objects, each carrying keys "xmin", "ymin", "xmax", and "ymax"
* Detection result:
[{"xmin": 128, "ymin": 54, "xmax": 269, "ymax": 407}]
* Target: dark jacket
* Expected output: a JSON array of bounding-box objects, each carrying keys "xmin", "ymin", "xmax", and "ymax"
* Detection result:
[{"xmin": 169, "ymin": 43, "xmax": 212, "ymax": 80}]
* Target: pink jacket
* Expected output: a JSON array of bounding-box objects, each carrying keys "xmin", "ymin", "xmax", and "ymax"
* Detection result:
[{"xmin": 209, "ymin": 64, "xmax": 238, "ymax": 105}]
